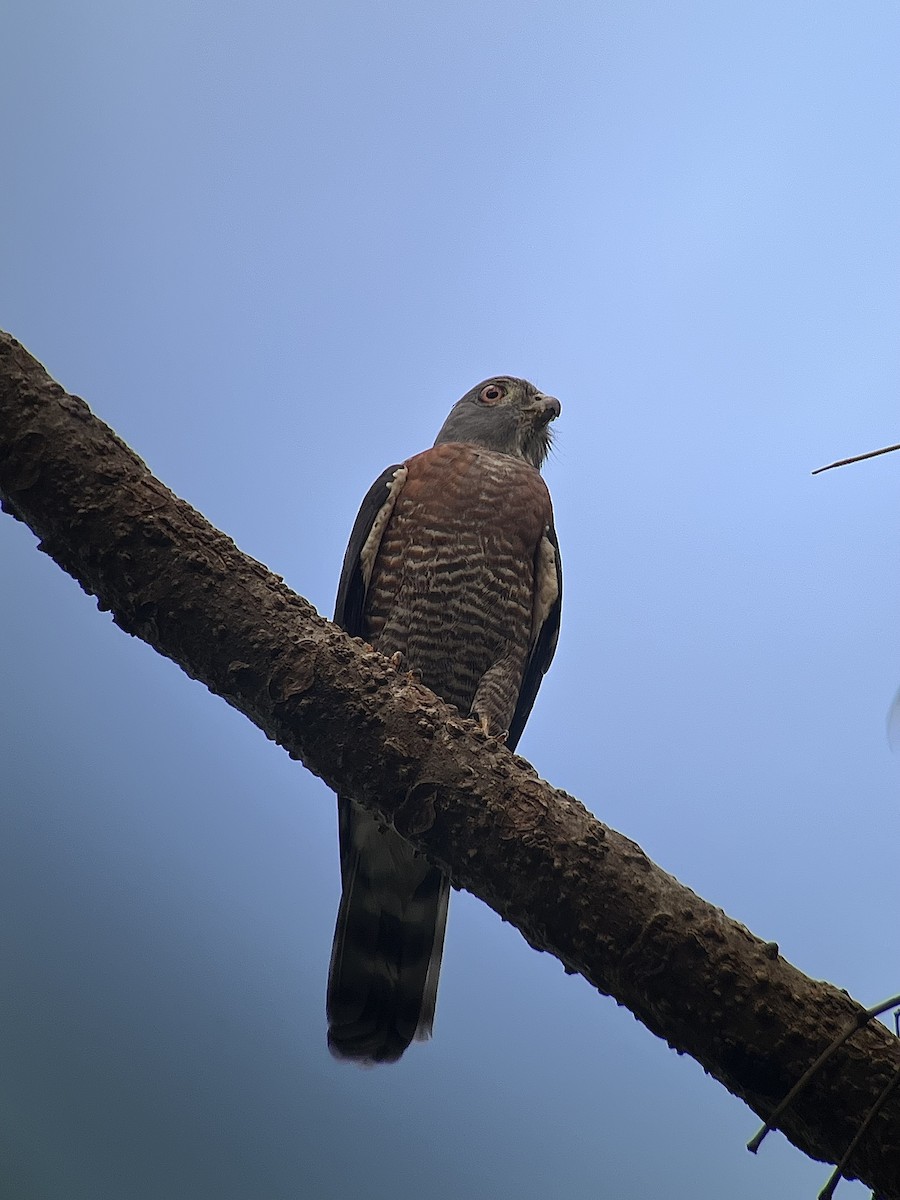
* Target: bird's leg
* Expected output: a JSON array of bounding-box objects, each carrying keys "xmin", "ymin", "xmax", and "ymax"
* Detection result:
[
  {"xmin": 474, "ymin": 710, "xmax": 510, "ymax": 745},
  {"xmin": 386, "ymin": 649, "xmax": 423, "ymax": 684}
]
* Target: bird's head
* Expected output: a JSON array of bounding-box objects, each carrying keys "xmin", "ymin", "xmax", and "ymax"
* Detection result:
[{"xmin": 433, "ymin": 376, "xmax": 560, "ymax": 469}]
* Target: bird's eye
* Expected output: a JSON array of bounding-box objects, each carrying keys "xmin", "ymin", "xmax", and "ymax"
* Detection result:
[{"xmin": 479, "ymin": 383, "xmax": 506, "ymax": 404}]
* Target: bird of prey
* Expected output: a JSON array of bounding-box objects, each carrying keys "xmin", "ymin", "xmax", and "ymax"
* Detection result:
[{"xmin": 327, "ymin": 376, "xmax": 562, "ymax": 1064}]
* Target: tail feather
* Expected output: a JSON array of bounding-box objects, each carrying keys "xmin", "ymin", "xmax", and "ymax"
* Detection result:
[{"xmin": 327, "ymin": 800, "xmax": 450, "ymax": 1064}]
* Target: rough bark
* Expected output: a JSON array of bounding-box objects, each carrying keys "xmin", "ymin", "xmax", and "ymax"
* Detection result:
[{"xmin": 1, "ymin": 329, "xmax": 898, "ymax": 1195}]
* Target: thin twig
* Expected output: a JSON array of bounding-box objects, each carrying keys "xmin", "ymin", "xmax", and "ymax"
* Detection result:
[
  {"xmin": 812, "ymin": 443, "xmax": 900, "ymax": 475},
  {"xmin": 818, "ymin": 1065, "xmax": 900, "ymax": 1199},
  {"xmin": 748, "ymin": 994, "xmax": 900, "ymax": 1154}
]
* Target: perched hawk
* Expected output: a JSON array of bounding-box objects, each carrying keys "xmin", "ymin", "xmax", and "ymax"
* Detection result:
[{"xmin": 327, "ymin": 376, "xmax": 562, "ymax": 1064}]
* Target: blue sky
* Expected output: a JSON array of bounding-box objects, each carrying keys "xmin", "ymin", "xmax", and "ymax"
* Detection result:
[{"xmin": 2, "ymin": 3, "xmax": 899, "ymax": 1197}]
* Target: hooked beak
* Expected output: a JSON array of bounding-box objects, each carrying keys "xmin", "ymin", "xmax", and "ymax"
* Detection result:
[{"xmin": 532, "ymin": 393, "xmax": 562, "ymax": 426}]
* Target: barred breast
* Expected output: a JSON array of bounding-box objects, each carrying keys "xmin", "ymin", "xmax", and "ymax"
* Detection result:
[{"xmin": 364, "ymin": 442, "xmax": 552, "ymax": 734}]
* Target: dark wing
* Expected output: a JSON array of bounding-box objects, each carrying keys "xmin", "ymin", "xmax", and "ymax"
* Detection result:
[
  {"xmin": 506, "ymin": 518, "xmax": 562, "ymax": 752},
  {"xmin": 329, "ymin": 459, "xmax": 449, "ymax": 1063},
  {"xmin": 334, "ymin": 464, "xmax": 405, "ymax": 635}
]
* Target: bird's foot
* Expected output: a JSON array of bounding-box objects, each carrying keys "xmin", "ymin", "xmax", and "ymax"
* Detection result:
[{"xmin": 474, "ymin": 712, "xmax": 508, "ymax": 744}]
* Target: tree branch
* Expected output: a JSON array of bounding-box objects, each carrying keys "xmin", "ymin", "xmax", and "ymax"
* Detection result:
[{"xmin": 2, "ymin": 330, "xmax": 898, "ymax": 1195}]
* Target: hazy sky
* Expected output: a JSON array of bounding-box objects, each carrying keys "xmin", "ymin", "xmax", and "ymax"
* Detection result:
[{"xmin": 2, "ymin": 3, "xmax": 899, "ymax": 1197}]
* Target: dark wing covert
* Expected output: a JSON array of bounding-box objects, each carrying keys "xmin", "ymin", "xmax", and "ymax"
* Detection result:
[
  {"xmin": 506, "ymin": 519, "xmax": 562, "ymax": 752},
  {"xmin": 333, "ymin": 464, "xmax": 404, "ymax": 636}
]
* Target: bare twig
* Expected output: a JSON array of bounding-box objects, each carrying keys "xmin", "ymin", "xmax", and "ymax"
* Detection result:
[
  {"xmin": 747, "ymin": 993, "xmax": 900, "ymax": 1153},
  {"xmin": 818, "ymin": 1065, "xmax": 900, "ymax": 1199},
  {"xmin": 812, "ymin": 443, "xmax": 900, "ymax": 475}
]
